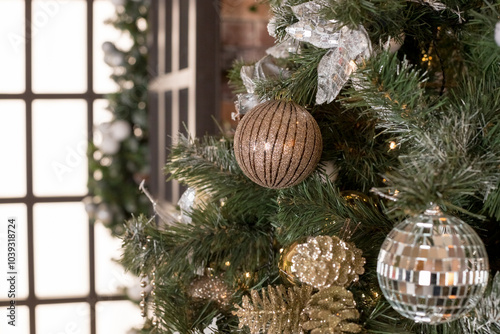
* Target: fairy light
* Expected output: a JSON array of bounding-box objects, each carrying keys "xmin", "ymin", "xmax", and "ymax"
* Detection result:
[{"xmin": 389, "ymin": 141, "xmax": 397, "ymax": 150}]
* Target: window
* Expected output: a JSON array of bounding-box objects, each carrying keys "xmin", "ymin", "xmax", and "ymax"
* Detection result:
[{"xmin": 0, "ymin": 1, "xmax": 143, "ymax": 333}]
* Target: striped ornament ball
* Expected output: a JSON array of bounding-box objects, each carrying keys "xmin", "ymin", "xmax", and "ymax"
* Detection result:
[{"xmin": 234, "ymin": 100, "xmax": 322, "ymax": 189}]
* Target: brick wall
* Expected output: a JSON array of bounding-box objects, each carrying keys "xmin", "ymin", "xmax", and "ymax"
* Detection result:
[{"xmin": 219, "ymin": 0, "xmax": 275, "ymax": 129}]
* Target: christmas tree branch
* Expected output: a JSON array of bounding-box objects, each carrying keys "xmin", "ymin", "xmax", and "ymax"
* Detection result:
[
  {"xmin": 154, "ymin": 279, "xmax": 221, "ymax": 334},
  {"xmin": 156, "ymin": 202, "xmax": 275, "ymax": 281},
  {"xmin": 345, "ymin": 51, "xmax": 443, "ymax": 138},
  {"xmin": 313, "ymin": 105, "xmax": 398, "ymax": 192},
  {"xmin": 165, "ymin": 134, "xmax": 278, "ymax": 218},
  {"xmin": 254, "ymin": 46, "xmax": 328, "ymax": 106}
]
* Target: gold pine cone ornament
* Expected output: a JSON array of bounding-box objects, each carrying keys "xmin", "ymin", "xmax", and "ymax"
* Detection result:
[
  {"xmin": 234, "ymin": 100, "xmax": 323, "ymax": 189},
  {"xmin": 280, "ymin": 235, "xmax": 365, "ymax": 289}
]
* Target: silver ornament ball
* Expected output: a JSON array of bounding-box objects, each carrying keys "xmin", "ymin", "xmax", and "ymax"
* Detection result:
[
  {"xmin": 95, "ymin": 203, "xmax": 113, "ymax": 225},
  {"xmin": 97, "ymin": 134, "xmax": 120, "ymax": 155},
  {"xmin": 377, "ymin": 206, "xmax": 489, "ymax": 324},
  {"xmin": 109, "ymin": 119, "xmax": 131, "ymax": 141}
]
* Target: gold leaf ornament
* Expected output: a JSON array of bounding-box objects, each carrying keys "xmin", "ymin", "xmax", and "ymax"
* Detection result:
[
  {"xmin": 302, "ymin": 286, "xmax": 362, "ymax": 334},
  {"xmin": 233, "ymin": 285, "xmax": 313, "ymax": 334}
]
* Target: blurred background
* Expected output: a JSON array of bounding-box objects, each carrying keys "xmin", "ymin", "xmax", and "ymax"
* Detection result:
[{"xmin": 0, "ymin": 0, "xmax": 274, "ymax": 333}]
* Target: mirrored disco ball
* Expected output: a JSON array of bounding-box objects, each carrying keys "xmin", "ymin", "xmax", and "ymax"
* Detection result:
[{"xmin": 377, "ymin": 207, "xmax": 489, "ymax": 324}]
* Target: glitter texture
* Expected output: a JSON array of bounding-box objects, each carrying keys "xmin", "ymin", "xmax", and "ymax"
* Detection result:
[
  {"xmin": 234, "ymin": 100, "xmax": 323, "ymax": 189},
  {"xmin": 302, "ymin": 286, "xmax": 362, "ymax": 334},
  {"xmin": 188, "ymin": 275, "xmax": 232, "ymax": 307},
  {"xmin": 281, "ymin": 236, "xmax": 365, "ymax": 289},
  {"xmin": 377, "ymin": 207, "xmax": 489, "ymax": 324},
  {"xmin": 233, "ymin": 284, "xmax": 313, "ymax": 334}
]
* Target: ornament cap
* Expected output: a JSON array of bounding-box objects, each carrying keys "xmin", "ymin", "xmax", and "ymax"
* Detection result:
[{"xmin": 424, "ymin": 203, "xmax": 442, "ymax": 216}]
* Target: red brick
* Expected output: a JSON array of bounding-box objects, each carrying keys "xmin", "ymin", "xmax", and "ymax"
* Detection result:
[
  {"xmin": 257, "ymin": 21, "xmax": 276, "ymax": 48},
  {"xmin": 220, "ymin": 0, "xmax": 272, "ymax": 20},
  {"xmin": 221, "ymin": 20, "xmax": 257, "ymax": 48}
]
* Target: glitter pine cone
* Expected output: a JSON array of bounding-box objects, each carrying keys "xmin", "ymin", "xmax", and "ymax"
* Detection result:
[
  {"xmin": 281, "ymin": 235, "xmax": 365, "ymax": 289},
  {"xmin": 188, "ymin": 275, "xmax": 233, "ymax": 307}
]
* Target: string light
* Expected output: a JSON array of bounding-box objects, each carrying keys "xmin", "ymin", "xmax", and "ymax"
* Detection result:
[{"xmin": 389, "ymin": 141, "xmax": 397, "ymax": 150}]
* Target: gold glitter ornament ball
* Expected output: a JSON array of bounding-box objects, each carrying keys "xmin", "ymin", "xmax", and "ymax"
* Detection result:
[
  {"xmin": 234, "ymin": 100, "xmax": 323, "ymax": 189},
  {"xmin": 279, "ymin": 241, "xmax": 301, "ymax": 286}
]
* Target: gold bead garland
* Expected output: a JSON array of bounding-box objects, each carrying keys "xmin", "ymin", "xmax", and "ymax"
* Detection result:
[
  {"xmin": 139, "ymin": 270, "xmax": 157, "ymax": 326},
  {"xmin": 234, "ymin": 100, "xmax": 323, "ymax": 189},
  {"xmin": 138, "ymin": 235, "xmax": 158, "ymax": 327},
  {"xmin": 150, "ymin": 271, "xmax": 157, "ymax": 327},
  {"xmin": 139, "ymin": 273, "xmax": 147, "ymax": 318}
]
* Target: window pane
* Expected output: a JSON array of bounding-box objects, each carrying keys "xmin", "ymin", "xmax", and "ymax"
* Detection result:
[
  {"xmin": 0, "ymin": 101, "xmax": 26, "ymax": 198},
  {"xmin": 96, "ymin": 301, "xmax": 142, "ymax": 334},
  {"xmin": 0, "ymin": 0, "xmax": 25, "ymax": 93},
  {"xmin": 32, "ymin": 0, "xmax": 87, "ymax": 93},
  {"xmin": 0, "ymin": 204, "xmax": 28, "ymax": 301},
  {"xmin": 34, "ymin": 203, "xmax": 89, "ymax": 298},
  {"xmin": 93, "ymin": 99, "xmax": 113, "ymax": 148},
  {"xmin": 93, "ymin": 99, "xmax": 113, "ymax": 124},
  {"xmin": 95, "ymin": 224, "xmax": 139, "ymax": 295},
  {"xmin": 0, "ymin": 305, "xmax": 29, "ymax": 334},
  {"xmin": 36, "ymin": 303, "xmax": 90, "ymax": 334},
  {"xmin": 32, "ymin": 99, "xmax": 88, "ymax": 197}
]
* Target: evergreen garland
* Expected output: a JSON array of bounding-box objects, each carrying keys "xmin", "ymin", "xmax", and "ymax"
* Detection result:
[{"xmin": 87, "ymin": 0, "xmax": 151, "ymax": 236}]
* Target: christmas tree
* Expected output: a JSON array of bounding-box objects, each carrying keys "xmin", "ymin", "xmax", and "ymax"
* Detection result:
[{"xmin": 121, "ymin": 0, "xmax": 500, "ymax": 333}]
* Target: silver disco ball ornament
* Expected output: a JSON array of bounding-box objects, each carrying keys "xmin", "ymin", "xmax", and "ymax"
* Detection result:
[{"xmin": 377, "ymin": 206, "xmax": 489, "ymax": 324}]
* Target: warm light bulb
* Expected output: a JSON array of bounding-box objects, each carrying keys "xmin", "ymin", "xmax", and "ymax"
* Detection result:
[{"xmin": 389, "ymin": 141, "xmax": 397, "ymax": 150}]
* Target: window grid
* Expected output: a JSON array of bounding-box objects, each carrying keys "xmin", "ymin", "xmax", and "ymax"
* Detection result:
[{"xmin": 0, "ymin": 1, "xmax": 127, "ymax": 334}]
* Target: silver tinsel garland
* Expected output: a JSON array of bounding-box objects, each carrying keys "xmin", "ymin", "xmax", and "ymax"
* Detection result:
[
  {"xmin": 460, "ymin": 272, "xmax": 500, "ymax": 333},
  {"xmin": 233, "ymin": 55, "xmax": 290, "ymax": 120},
  {"xmin": 284, "ymin": 0, "xmax": 371, "ymax": 104}
]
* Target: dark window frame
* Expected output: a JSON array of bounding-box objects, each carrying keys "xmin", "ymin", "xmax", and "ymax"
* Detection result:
[{"xmin": 0, "ymin": 1, "xmax": 126, "ymax": 333}]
